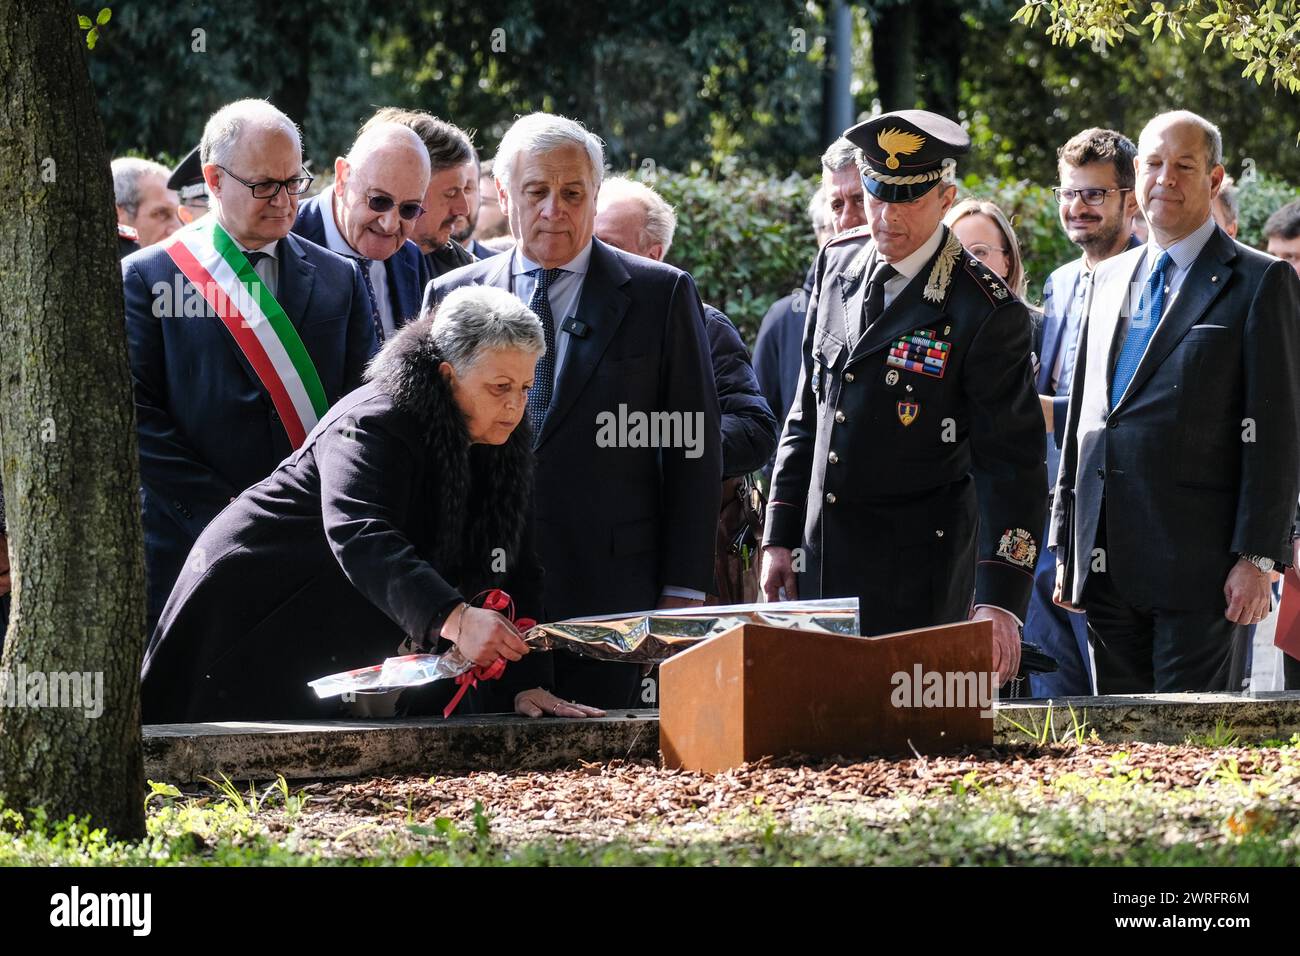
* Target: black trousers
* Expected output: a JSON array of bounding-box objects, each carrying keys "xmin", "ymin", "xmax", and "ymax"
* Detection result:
[{"xmin": 1082, "ymin": 552, "xmax": 1242, "ymax": 695}]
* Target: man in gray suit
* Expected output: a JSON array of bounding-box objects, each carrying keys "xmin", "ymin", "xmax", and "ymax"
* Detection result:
[{"xmin": 1051, "ymin": 110, "xmax": 1300, "ymax": 693}]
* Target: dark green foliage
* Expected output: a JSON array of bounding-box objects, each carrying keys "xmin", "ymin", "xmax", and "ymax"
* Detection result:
[{"xmin": 655, "ymin": 167, "xmax": 820, "ymax": 342}]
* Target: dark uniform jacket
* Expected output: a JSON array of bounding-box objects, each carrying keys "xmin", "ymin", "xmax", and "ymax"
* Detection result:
[
  {"xmin": 141, "ymin": 318, "xmax": 548, "ymax": 724},
  {"xmin": 1050, "ymin": 226, "xmax": 1300, "ymax": 609},
  {"xmin": 766, "ymin": 225, "xmax": 1047, "ymax": 634}
]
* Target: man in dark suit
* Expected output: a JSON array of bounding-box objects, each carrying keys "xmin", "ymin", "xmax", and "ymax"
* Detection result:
[
  {"xmin": 123, "ymin": 98, "xmax": 377, "ymax": 631},
  {"xmin": 292, "ymin": 116, "xmax": 432, "ymax": 343},
  {"xmin": 761, "ymin": 110, "xmax": 1047, "ymax": 685},
  {"xmin": 1025, "ymin": 128, "xmax": 1140, "ymax": 697},
  {"xmin": 1051, "ymin": 110, "xmax": 1300, "ymax": 693},
  {"xmin": 425, "ymin": 112, "xmax": 722, "ymax": 708}
]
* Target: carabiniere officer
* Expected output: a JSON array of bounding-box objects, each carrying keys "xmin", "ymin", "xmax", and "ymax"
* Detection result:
[{"xmin": 760, "ymin": 109, "xmax": 1047, "ymax": 683}]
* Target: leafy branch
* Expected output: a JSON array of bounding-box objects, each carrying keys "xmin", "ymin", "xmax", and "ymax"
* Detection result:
[
  {"xmin": 77, "ymin": 7, "xmax": 111, "ymax": 50},
  {"xmin": 1012, "ymin": 1, "xmax": 1300, "ymax": 94}
]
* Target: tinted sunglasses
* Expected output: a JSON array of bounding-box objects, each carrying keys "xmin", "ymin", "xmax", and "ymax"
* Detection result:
[{"xmin": 365, "ymin": 193, "xmax": 426, "ymax": 221}]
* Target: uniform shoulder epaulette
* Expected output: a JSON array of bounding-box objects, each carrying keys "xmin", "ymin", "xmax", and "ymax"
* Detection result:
[
  {"xmin": 960, "ymin": 251, "xmax": 1013, "ymax": 305},
  {"xmin": 825, "ymin": 224, "xmax": 872, "ymax": 248},
  {"xmin": 118, "ymin": 222, "xmax": 139, "ymax": 241},
  {"xmin": 829, "ymin": 227, "xmax": 875, "ymax": 282}
]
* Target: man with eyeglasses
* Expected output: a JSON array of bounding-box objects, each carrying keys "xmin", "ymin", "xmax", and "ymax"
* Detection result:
[
  {"xmin": 1023, "ymin": 128, "xmax": 1140, "ymax": 697},
  {"xmin": 293, "ymin": 118, "xmax": 432, "ymax": 343},
  {"xmin": 122, "ymin": 98, "xmax": 378, "ymax": 633},
  {"xmin": 364, "ymin": 108, "xmax": 479, "ymax": 279},
  {"xmin": 1052, "ymin": 111, "xmax": 1300, "ymax": 694}
]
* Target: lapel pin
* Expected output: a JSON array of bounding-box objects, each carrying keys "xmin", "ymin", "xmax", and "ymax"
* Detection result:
[
  {"xmin": 1211, "ymin": 275, "xmax": 1219, "ymax": 283},
  {"xmin": 886, "ymin": 369, "xmax": 900, "ymax": 386},
  {"xmin": 561, "ymin": 318, "xmax": 590, "ymax": 338}
]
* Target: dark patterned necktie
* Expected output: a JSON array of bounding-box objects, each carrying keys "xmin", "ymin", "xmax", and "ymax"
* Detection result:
[
  {"xmin": 245, "ymin": 250, "xmax": 271, "ymax": 305},
  {"xmin": 356, "ymin": 258, "xmax": 385, "ymax": 345},
  {"xmin": 860, "ymin": 261, "xmax": 899, "ymax": 341},
  {"xmin": 525, "ymin": 268, "xmax": 562, "ymax": 438}
]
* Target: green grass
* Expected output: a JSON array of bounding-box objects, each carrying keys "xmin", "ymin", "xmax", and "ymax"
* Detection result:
[{"xmin": 3, "ymin": 743, "xmax": 1299, "ymax": 867}]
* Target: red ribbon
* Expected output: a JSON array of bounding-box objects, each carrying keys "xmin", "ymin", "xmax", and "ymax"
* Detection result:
[{"xmin": 441, "ymin": 589, "xmax": 535, "ymax": 718}]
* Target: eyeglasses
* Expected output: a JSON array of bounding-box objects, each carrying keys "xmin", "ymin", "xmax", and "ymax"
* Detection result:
[
  {"xmin": 1053, "ymin": 186, "xmax": 1131, "ymax": 206},
  {"xmin": 217, "ymin": 165, "xmax": 313, "ymax": 199},
  {"xmin": 364, "ymin": 193, "xmax": 426, "ymax": 221},
  {"xmin": 968, "ymin": 243, "xmax": 1009, "ymax": 261}
]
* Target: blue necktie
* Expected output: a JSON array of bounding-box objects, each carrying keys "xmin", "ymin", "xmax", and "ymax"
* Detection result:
[
  {"xmin": 357, "ymin": 258, "xmax": 385, "ymax": 345},
  {"xmin": 1110, "ymin": 251, "xmax": 1172, "ymax": 408},
  {"xmin": 525, "ymin": 268, "xmax": 562, "ymax": 438}
]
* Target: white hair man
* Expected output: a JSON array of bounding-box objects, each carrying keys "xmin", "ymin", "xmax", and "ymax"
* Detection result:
[
  {"xmin": 293, "ymin": 112, "xmax": 433, "ymax": 342},
  {"xmin": 423, "ymin": 112, "xmax": 722, "ymax": 709},
  {"xmin": 112, "ymin": 156, "xmax": 181, "ymax": 249},
  {"xmin": 122, "ymin": 97, "xmax": 378, "ymax": 630}
]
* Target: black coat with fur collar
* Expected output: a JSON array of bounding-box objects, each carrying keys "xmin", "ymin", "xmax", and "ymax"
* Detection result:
[{"xmin": 140, "ymin": 317, "xmax": 547, "ymax": 724}]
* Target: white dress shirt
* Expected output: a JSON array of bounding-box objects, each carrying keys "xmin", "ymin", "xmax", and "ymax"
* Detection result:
[
  {"xmin": 1117, "ymin": 215, "xmax": 1218, "ymax": 340},
  {"xmin": 881, "ymin": 223, "xmax": 946, "ymax": 311},
  {"xmin": 234, "ymin": 237, "xmax": 280, "ymax": 299},
  {"xmin": 510, "ymin": 241, "xmax": 594, "ymax": 376}
]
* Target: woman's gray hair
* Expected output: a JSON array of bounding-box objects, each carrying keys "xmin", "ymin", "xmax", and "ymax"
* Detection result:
[
  {"xmin": 201, "ymin": 99, "xmax": 302, "ymax": 169},
  {"xmin": 429, "ymin": 285, "xmax": 545, "ymax": 372},
  {"xmin": 494, "ymin": 112, "xmax": 604, "ymax": 191}
]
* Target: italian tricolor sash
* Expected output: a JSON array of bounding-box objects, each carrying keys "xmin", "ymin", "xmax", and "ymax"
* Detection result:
[{"xmin": 164, "ymin": 220, "xmax": 328, "ymax": 448}]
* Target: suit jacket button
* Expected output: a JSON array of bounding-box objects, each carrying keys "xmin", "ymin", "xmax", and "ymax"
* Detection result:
[
  {"xmin": 1107, "ymin": 418, "xmax": 1117, "ymax": 429},
  {"xmin": 1097, "ymin": 467, "xmax": 1105, "ymax": 479},
  {"xmin": 828, "ymin": 451, "xmax": 839, "ymax": 464},
  {"xmin": 834, "ymin": 410, "xmax": 846, "ymax": 423},
  {"xmin": 825, "ymin": 492, "xmax": 837, "ymax": 504},
  {"xmin": 270, "ymin": 410, "xmax": 280, "ymax": 422},
  {"xmin": 844, "ymin": 372, "xmax": 855, "ymax": 383}
]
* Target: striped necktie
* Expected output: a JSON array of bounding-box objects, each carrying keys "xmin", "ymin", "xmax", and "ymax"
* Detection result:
[
  {"xmin": 356, "ymin": 258, "xmax": 385, "ymax": 345},
  {"xmin": 1110, "ymin": 251, "xmax": 1172, "ymax": 408},
  {"xmin": 525, "ymin": 268, "xmax": 562, "ymax": 439}
]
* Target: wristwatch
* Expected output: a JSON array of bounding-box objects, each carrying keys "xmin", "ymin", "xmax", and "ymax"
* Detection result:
[{"xmin": 1241, "ymin": 553, "xmax": 1275, "ymax": 574}]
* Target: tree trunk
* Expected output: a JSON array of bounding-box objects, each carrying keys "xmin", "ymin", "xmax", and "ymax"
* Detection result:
[
  {"xmin": 916, "ymin": 0, "xmax": 964, "ymax": 119},
  {"xmin": 871, "ymin": 1, "xmax": 918, "ymax": 111},
  {"xmin": 0, "ymin": 0, "xmax": 147, "ymax": 838}
]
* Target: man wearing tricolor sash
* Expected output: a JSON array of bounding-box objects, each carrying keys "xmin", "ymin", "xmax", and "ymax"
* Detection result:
[{"xmin": 123, "ymin": 99, "xmax": 378, "ymax": 632}]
